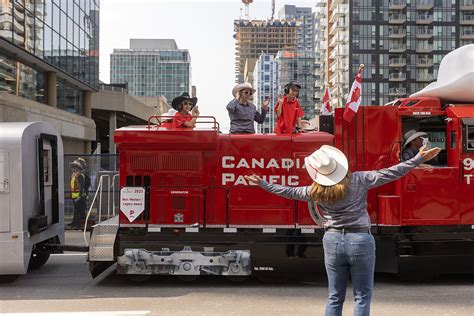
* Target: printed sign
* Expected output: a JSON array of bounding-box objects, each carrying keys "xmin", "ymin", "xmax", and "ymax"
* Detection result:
[{"xmin": 120, "ymin": 187, "xmax": 145, "ymax": 222}]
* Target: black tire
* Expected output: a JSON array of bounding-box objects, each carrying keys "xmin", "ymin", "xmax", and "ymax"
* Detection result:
[
  {"xmin": 0, "ymin": 275, "xmax": 20, "ymax": 283},
  {"xmin": 28, "ymin": 249, "xmax": 50, "ymax": 270}
]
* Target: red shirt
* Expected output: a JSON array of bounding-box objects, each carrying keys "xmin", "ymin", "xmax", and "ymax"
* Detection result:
[
  {"xmin": 274, "ymin": 96, "xmax": 304, "ymax": 134},
  {"xmin": 173, "ymin": 112, "xmax": 194, "ymax": 128},
  {"xmin": 160, "ymin": 120, "xmax": 173, "ymax": 128}
]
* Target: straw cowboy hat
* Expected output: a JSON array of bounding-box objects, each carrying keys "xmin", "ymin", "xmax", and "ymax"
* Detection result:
[
  {"xmin": 232, "ymin": 82, "xmax": 256, "ymax": 98},
  {"xmin": 304, "ymin": 145, "xmax": 348, "ymax": 186},
  {"xmin": 171, "ymin": 92, "xmax": 198, "ymax": 111},
  {"xmin": 69, "ymin": 160, "xmax": 83, "ymax": 170},
  {"xmin": 402, "ymin": 130, "xmax": 427, "ymax": 149},
  {"xmin": 410, "ymin": 44, "xmax": 474, "ymax": 102}
]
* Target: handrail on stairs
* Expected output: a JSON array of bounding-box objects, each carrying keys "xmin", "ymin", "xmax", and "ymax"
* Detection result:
[{"xmin": 83, "ymin": 172, "xmax": 119, "ymax": 246}]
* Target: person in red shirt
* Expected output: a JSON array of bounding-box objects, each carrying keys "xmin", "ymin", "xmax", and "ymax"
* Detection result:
[
  {"xmin": 274, "ymin": 82, "xmax": 304, "ymax": 134},
  {"xmin": 171, "ymin": 92, "xmax": 200, "ymax": 128}
]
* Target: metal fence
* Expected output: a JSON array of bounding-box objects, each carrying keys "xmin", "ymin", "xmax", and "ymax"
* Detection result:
[{"xmin": 64, "ymin": 154, "xmax": 119, "ymax": 224}]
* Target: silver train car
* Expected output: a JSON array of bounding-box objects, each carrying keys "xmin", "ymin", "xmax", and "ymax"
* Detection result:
[{"xmin": 0, "ymin": 122, "xmax": 64, "ymax": 279}]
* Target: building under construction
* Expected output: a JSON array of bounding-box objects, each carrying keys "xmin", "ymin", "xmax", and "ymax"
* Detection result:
[{"xmin": 234, "ymin": 19, "xmax": 300, "ymax": 83}]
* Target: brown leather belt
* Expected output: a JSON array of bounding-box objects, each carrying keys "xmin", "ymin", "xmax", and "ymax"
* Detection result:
[{"xmin": 326, "ymin": 227, "xmax": 370, "ymax": 233}]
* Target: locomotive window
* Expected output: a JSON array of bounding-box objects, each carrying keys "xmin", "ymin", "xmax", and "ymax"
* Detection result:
[
  {"xmin": 462, "ymin": 119, "xmax": 474, "ymax": 152},
  {"xmin": 450, "ymin": 131, "xmax": 456, "ymax": 149},
  {"xmin": 466, "ymin": 126, "xmax": 474, "ymax": 152}
]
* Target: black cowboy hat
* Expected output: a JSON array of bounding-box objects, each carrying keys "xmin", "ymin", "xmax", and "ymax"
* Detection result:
[
  {"xmin": 285, "ymin": 82, "xmax": 302, "ymax": 90},
  {"xmin": 171, "ymin": 92, "xmax": 198, "ymax": 111}
]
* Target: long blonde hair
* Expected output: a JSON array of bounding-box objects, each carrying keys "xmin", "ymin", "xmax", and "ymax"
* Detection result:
[{"xmin": 310, "ymin": 172, "xmax": 352, "ymax": 204}]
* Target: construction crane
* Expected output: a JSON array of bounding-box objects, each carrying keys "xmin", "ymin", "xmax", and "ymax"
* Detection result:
[
  {"xmin": 271, "ymin": 0, "xmax": 275, "ymax": 20},
  {"xmin": 242, "ymin": 0, "xmax": 253, "ymax": 20}
]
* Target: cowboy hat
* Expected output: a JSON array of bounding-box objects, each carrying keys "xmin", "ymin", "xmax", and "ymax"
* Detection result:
[
  {"xmin": 69, "ymin": 160, "xmax": 83, "ymax": 170},
  {"xmin": 410, "ymin": 44, "xmax": 474, "ymax": 102},
  {"xmin": 304, "ymin": 145, "xmax": 348, "ymax": 186},
  {"xmin": 171, "ymin": 92, "xmax": 198, "ymax": 111},
  {"xmin": 284, "ymin": 81, "xmax": 302, "ymax": 91},
  {"xmin": 402, "ymin": 130, "xmax": 427, "ymax": 149},
  {"xmin": 232, "ymin": 82, "xmax": 256, "ymax": 98}
]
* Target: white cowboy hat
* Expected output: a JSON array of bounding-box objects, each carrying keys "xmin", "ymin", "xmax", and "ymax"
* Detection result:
[
  {"xmin": 304, "ymin": 145, "xmax": 348, "ymax": 186},
  {"xmin": 232, "ymin": 82, "xmax": 256, "ymax": 98},
  {"xmin": 163, "ymin": 108, "xmax": 177, "ymax": 117},
  {"xmin": 402, "ymin": 130, "xmax": 427, "ymax": 149},
  {"xmin": 410, "ymin": 44, "xmax": 474, "ymax": 102}
]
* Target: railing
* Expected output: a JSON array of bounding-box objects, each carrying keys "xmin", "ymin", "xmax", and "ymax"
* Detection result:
[
  {"xmin": 461, "ymin": 14, "xmax": 474, "ymax": 22},
  {"xmin": 389, "ymin": 58, "xmax": 406, "ymax": 65},
  {"xmin": 417, "ymin": 14, "xmax": 433, "ymax": 21},
  {"xmin": 417, "ymin": 58, "xmax": 433, "ymax": 65},
  {"xmin": 389, "ymin": 14, "xmax": 406, "ymax": 22},
  {"xmin": 83, "ymin": 172, "xmax": 119, "ymax": 246},
  {"xmin": 389, "ymin": 73, "xmax": 407, "ymax": 80},
  {"xmin": 389, "ymin": 87, "xmax": 407, "ymax": 95},
  {"xmin": 416, "ymin": 44, "xmax": 434, "ymax": 51},
  {"xmin": 389, "ymin": 28, "xmax": 406, "ymax": 36},
  {"xmin": 147, "ymin": 115, "xmax": 220, "ymax": 132},
  {"xmin": 461, "ymin": 0, "xmax": 474, "ymax": 6}
]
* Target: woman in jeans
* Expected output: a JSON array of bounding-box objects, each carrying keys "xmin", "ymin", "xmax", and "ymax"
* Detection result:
[{"xmin": 246, "ymin": 144, "xmax": 440, "ymax": 316}]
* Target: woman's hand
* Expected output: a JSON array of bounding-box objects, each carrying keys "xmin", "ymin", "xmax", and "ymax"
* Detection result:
[
  {"xmin": 244, "ymin": 175, "xmax": 262, "ymax": 185},
  {"xmin": 419, "ymin": 145, "xmax": 441, "ymax": 162}
]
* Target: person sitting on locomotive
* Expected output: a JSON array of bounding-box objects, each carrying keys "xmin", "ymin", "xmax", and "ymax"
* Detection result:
[
  {"xmin": 172, "ymin": 92, "xmax": 200, "ymax": 128},
  {"xmin": 245, "ymin": 144, "xmax": 441, "ymax": 316},
  {"xmin": 227, "ymin": 82, "xmax": 269, "ymax": 134},
  {"xmin": 160, "ymin": 108, "xmax": 177, "ymax": 128},
  {"xmin": 274, "ymin": 82, "xmax": 305, "ymax": 134},
  {"xmin": 402, "ymin": 130, "xmax": 429, "ymax": 161}
]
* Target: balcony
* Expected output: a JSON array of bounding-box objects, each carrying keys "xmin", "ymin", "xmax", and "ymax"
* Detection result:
[
  {"xmin": 389, "ymin": 73, "xmax": 407, "ymax": 81},
  {"xmin": 416, "ymin": 0, "xmax": 434, "ymax": 10},
  {"xmin": 389, "ymin": 43, "xmax": 407, "ymax": 53},
  {"xmin": 417, "ymin": 74, "xmax": 434, "ymax": 82},
  {"xmin": 389, "ymin": 28, "xmax": 407, "ymax": 38},
  {"xmin": 461, "ymin": 27, "xmax": 474, "ymax": 39},
  {"xmin": 416, "ymin": 28, "xmax": 433, "ymax": 38},
  {"xmin": 329, "ymin": 47, "xmax": 348, "ymax": 59},
  {"xmin": 329, "ymin": 6, "xmax": 348, "ymax": 24},
  {"xmin": 329, "ymin": 34, "xmax": 347, "ymax": 47},
  {"xmin": 389, "ymin": 57, "xmax": 407, "ymax": 67},
  {"xmin": 389, "ymin": 87, "xmax": 407, "ymax": 96},
  {"xmin": 389, "ymin": 14, "xmax": 406, "ymax": 24},
  {"xmin": 416, "ymin": 58, "xmax": 434, "ymax": 67},
  {"xmin": 416, "ymin": 44, "xmax": 433, "ymax": 53},
  {"xmin": 329, "ymin": 19, "xmax": 347, "ymax": 35},
  {"xmin": 389, "ymin": 0, "xmax": 406, "ymax": 9},
  {"xmin": 416, "ymin": 14, "xmax": 433, "ymax": 24},
  {"xmin": 460, "ymin": 0, "xmax": 474, "ymax": 10},
  {"xmin": 461, "ymin": 14, "xmax": 474, "ymax": 25},
  {"xmin": 317, "ymin": 21, "xmax": 327, "ymax": 30}
]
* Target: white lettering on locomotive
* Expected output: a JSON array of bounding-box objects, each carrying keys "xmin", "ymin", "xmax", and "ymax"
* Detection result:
[
  {"xmin": 463, "ymin": 158, "xmax": 473, "ymax": 185},
  {"xmin": 221, "ymin": 156, "xmax": 304, "ymax": 186}
]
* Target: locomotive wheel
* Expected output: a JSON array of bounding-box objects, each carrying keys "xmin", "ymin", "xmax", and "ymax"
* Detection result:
[
  {"xmin": 127, "ymin": 274, "xmax": 151, "ymax": 282},
  {"xmin": 177, "ymin": 275, "xmax": 200, "ymax": 282},
  {"xmin": 28, "ymin": 249, "xmax": 50, "ymax": 270}
]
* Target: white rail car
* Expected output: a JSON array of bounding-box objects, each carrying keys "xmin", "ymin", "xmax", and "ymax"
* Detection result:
[{"xmin": 0, "ymin": 122, "xmax": 64, "ymax": 280}]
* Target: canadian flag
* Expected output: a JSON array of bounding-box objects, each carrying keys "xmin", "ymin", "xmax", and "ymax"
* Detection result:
[
  {"xmin": 343, "ymin": 70, "xmax": 363, "ymax": 123},
  {"xmin": 321, "ymin": 85, "xmax": 332, "ymax": 115}
]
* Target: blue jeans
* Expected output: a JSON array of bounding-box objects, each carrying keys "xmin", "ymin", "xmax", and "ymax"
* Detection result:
[{"xmin": 323, "ymin": 231, "xmax": 376, "ymax": 316}]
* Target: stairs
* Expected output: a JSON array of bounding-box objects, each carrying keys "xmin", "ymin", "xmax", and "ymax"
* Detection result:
[{"xmin": 88, "ymin": 216, "xmax": 119, "ymax": 261}]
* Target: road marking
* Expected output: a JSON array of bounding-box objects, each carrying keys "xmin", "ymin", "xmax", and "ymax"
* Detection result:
[{"xmin": 1, "ymin": 312, "xmax": 150, "ymax": 316}]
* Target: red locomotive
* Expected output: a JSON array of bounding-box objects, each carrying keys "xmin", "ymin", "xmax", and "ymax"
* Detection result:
[{"xmin": 88, "ymin": 97, "xmax": 474, "ymax": 280}]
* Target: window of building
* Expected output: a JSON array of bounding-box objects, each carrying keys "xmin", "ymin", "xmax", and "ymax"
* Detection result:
[{"xmin": 57, "ymin": 79, "xmax": 83, "ymax": 115}]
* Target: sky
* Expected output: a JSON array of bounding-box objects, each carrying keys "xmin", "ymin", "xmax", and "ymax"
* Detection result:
[{"xmin": 100, "ymin": 0, "xmax": 315, "ymax": 129}]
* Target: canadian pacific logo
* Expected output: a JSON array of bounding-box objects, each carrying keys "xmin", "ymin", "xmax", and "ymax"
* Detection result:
[{"xmin": 221, "ymin": 156, "xmax": 305, "ymax": 186}]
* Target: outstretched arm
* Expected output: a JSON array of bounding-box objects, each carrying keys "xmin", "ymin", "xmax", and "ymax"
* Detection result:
[
  {"xmin": 361, "ymin": 146, "xmax": 441, "ymax": 189},
  {"xmin": 245, "ymin": 175, "xmax": 312, "ymax": 201}
]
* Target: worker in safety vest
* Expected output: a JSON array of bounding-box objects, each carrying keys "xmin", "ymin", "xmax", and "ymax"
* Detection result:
[{"xmin": 68, "ymin": 160, "xmax": 86, "ymax": 229}]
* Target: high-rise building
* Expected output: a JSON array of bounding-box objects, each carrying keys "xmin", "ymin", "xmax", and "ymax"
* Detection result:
[
  {"xmin": 351, "ymin": 0, "xmax": 474, "ymax": 105},
  {"xmin": 279, "ymin": 5, "xmax": 316, "ymax": 52},
  {"xmin": 0, "ymin": 0, "xmax": 100, "ymax": 153},
  {"xmin": 234, "ymin": 19, "xmax": 299, "ymax": 84},
  {"xmin": 276, "ymin": 50, "xmax": 317, "ymax": 119},
  {"xmin": 314, "ymin": 1, "xmax": 327, "ymax": 108},
  {"xmin": 253, "ymin": 54, "xmax": 278, "ymax": 134},
  {"xmin": 110, "ymin": 39, "xmax": 191, "ymax": 102}
]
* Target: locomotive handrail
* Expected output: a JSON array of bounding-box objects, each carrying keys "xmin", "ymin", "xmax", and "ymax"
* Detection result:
[{"xmin": 146, "ymin": 115, "xmax": 220, "ymax": 133}]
